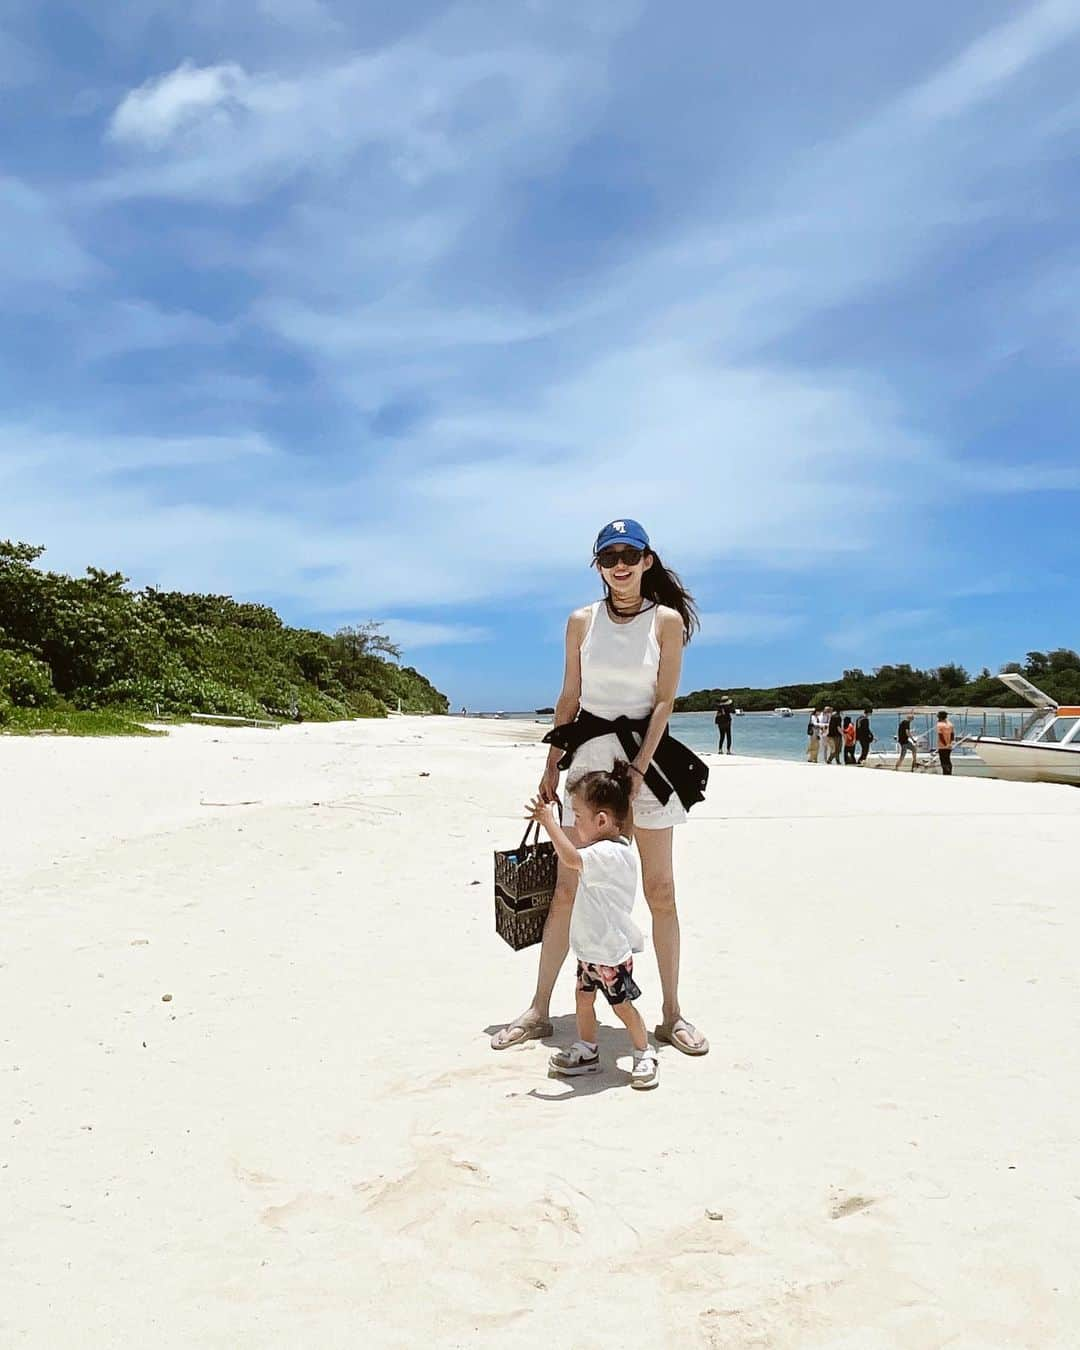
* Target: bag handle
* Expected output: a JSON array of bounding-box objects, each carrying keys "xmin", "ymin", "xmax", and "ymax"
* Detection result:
[{"xmin": 517, "ymin": 795, "xmax": 562, "ymax": 852}]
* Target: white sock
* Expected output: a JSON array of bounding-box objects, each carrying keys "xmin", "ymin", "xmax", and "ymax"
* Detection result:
[{"xmin": 580, "ymin": 1040, "xmax": 598, "ymax": 1054}]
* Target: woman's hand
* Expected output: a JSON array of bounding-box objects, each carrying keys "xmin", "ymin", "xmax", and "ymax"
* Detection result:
[
  {"xmin": 538, "ymin": 763, "xmax": 560, "ymax": 803},
  {"xmin": 628, "ymin": 762, "xmax": 646, "ymax": 802}
]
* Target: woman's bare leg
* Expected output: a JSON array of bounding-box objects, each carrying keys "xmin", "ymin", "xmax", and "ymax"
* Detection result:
[
  {"xmin": 635, "ymin": 825, "xmax": 708, "ymax": 1053},
  {"xmin": 490, "ymin": 826, "xmax": 581, "ymax": 1048}
]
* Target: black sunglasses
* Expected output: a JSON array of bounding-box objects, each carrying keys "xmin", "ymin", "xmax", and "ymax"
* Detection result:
[{"xmin": 596, "ymin": 546, "xmax": 645, "ymax": 568}]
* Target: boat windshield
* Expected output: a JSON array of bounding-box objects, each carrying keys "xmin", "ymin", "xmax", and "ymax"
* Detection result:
[{"xmin": 1038, "ymin": 716, "xmax": 1080, "ymax": 744}]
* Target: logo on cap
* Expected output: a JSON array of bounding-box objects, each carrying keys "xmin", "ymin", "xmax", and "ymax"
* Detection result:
[{"xmin": 611, "ymin": 521, "xmax": 626, "ymax": 533}]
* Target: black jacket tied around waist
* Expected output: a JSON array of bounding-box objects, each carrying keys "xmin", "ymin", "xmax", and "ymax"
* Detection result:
[{"xmin": 542, "ymin": 710, "xmax": 709, "ymax": 813}]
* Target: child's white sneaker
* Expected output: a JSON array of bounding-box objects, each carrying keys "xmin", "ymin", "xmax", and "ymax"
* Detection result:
[
  {"xmin": 631, "ymin": 1047, "xmax": 659, "ymax": 1090},
  {"xmin": 548, "ymin": 1041, "xmax": 601, "ymax": 1077}
]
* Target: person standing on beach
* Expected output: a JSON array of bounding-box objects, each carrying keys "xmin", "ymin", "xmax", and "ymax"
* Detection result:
[
  {"xmin": 856, "ymin": 708, "xmax": 874, "ymax": 764},
  {"xmin": 842, "ymin": 715, "xmax": 857, "ymax": 764},
  {"xmin": 806, "ymin": 710, "xmax": 821, "ymax": 763},
  {"xmin": 937, "ymin": 710, "xmax": 956, "ymax": 776},
  {"xmin": 895, "ymin": 714, "xmax": 918, "ymax": 771},
  {"xmin": 714, "ymin": 699, "xmax": 733, "ymax": 754},
  {"xmin": 491, "ymin": 518, "xmax": 711, "ymax": 1058},
  {"xmin": 814, "ymin": 706, "xmax": 830, "ymax": 761},
  {"xmin": 825, "ymin": 706, "xmax": 843, "ymax": 764}
]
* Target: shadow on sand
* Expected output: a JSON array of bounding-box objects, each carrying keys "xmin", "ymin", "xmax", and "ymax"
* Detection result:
[{"xmin": 485, "ymin": 1014, "xmax": 651, "ymax": 1100}]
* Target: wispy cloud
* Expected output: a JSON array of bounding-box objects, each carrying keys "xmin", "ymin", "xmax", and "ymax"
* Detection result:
[
  {"xmin": 826, "ymin": 609, "xmax": 940, "ymax": 655},
  {"xmin": 97, "ymin": 6, "xmax": 630, "ymax": 204},
  {"xmin": 0, "ymin": 178, "xmax": 98, "ymax": 292},
  {"xmin": 1, "ymin": 426, "xmax": 272, "ymax": 479},
  {"xmin": 377, "ymin": 618, "xmax": 491, "ymax": 649},
  {"xmin": 108, "ymin": 62, "xmax": 250, "ymax": 149},
  {"xmin": 697, "ymin": 612, "xmax": 803, "ymax": 645}
]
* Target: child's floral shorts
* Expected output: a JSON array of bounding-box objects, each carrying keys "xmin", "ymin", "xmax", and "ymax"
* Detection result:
[{"xmin": 576, "ymin": 958, "xmax": 641, "ymax": 1006}]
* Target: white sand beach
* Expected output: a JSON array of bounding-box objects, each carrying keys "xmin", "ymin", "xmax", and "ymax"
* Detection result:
[{"xmin": 4, "ymin": 716, "xmax": 1079, "ymax": 1348}]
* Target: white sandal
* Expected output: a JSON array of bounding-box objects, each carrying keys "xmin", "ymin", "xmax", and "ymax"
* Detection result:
[{"xmin": 631, "ymin": 1047, "xmax": 659, "ymax": 1090}]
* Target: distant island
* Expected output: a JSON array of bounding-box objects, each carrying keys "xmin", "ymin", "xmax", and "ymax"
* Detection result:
[
  {"xmin": 0, "ymin": 541, "xmax": 448, "ymax": 734},
  {"xmin": 676, "ymin": 651, "xmax": 1080, "ymax": 714}
]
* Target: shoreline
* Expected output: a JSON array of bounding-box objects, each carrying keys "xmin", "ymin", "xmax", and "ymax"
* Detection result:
[{"xmin": 5, "ymin": 717, "xmax": 1079, "ymax": 1346}]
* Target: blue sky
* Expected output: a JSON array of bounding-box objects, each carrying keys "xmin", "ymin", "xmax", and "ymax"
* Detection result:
[{"xmin": 3, "ymin": 0, "xmax": 1080, "ymax": 709}]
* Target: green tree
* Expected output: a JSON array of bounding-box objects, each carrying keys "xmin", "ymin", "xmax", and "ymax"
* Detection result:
[{"xmin": 0, "ymin": 540, "xmax": 448, "ymax": 722}]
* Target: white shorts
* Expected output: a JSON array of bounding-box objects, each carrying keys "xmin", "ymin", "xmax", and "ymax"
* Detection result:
[{"xmin": 561, "ymin": 733, "xmax": 687, "ymax": 831}]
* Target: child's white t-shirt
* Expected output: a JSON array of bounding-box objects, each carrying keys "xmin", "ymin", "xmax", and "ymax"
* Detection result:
[{"xmin": 569, "ymin": 836, "xmax": 644, "ymax": 966}]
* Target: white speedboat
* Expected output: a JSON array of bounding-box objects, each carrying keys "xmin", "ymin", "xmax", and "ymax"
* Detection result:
[
  {"xmin": 975, "ymin": 674, "xmax": 1080, "ymax": 785},
  {"xmin": 774, "ymin": 706, "xmax": 793, "ymax": 717}
]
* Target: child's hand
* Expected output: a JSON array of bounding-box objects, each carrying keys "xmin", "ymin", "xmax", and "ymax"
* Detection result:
[{"xmin": 524, "ymin": 794, "xmax": 557, "ymax": 829}]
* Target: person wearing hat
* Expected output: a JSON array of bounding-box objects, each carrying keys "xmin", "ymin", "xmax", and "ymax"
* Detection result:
[
  {"xmin": 491, "ymin": 518, "xmax": 711, "ymax": 1058},
  {"xmin": 714, "ymin": 698, "xmax": 734, "ymax": 754}
]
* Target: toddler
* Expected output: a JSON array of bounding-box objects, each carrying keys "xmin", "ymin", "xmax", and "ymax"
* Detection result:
[{"xmin": 525, "ymin": 760, "xmax": 658, "ymax": 1090}]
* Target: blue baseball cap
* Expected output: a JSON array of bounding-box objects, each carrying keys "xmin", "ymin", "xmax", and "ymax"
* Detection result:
[{"xmin": 594, "ymin": 518, "xmax": 651, "ymax": 554}]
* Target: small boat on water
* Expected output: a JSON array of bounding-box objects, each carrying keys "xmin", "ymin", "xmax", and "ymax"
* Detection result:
[
  {"xmin": 975, "ymin": 674, "xmax": 1080, "ymax": 785},
  {"xmin": 774, "ymin": 707, "xmax": 793, "ymax": 717}
]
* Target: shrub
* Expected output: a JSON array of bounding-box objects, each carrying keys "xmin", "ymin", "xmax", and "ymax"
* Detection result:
[
  {"xmin": 346, "ymin": 688, "xmax": 388, "ymax": 719},
  {"xmin": 0, "ymin": 649, "xmax": 57, "ymax": 707},
  {"xmin": 88, "ymin": 667, "xmax": 264, "ymax": 719}
]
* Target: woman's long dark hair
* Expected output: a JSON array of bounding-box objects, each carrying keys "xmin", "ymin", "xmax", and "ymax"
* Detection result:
[{"xmin": 598, "ymin": 550, "xmax": 700, "ymax": 645}]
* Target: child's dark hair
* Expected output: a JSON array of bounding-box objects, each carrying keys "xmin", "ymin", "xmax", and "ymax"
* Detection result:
[{"xmin": 572, "ymin": 759, "xmax": 633, "ymax": 826}]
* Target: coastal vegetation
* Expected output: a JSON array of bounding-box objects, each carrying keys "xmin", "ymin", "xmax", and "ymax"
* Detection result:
[
  {"xmin": 677, "ymin": 651, "xmax": 1080, "ymax": 713},
  {"xmin": 0, "ymin": 541, "xmax": 448, "ymax": 733}
]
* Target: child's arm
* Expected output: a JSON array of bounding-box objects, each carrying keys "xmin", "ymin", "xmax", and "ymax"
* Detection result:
[{"xmin": 524, "ymin": 796, "xmax": 582, "ymax": 872}]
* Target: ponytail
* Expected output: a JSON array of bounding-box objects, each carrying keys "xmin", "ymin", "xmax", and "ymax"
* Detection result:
[{"xmin": 574, "ymin": 759, "xmax": 633, "ymax": 827}]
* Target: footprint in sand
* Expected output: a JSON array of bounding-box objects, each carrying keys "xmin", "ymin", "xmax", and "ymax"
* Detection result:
[{"xmin": 830, "ymin": 1194, "xmax": 875, "ymax": 1219}]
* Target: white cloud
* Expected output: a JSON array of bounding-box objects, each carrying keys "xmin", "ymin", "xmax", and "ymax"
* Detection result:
[
  {"xmin": 376, "ymin": 618, "xmax": 491, "ymax": 648},
  {"xmin": 945, "ymin": 460, "xmax": 1080, "ymax": 493},
  {"xmin": 0, "ymin": 178, "xmax": 98, "ymax": 291},
  {"xmin": 0, "ymin": 427, "xmax": 272, "ymax": 486},
  {"xmin": 0, "ymin": 344, "xmax": 933, "ymax": 616},
  {"xmin": 826, "ymin": 609, "xmax": 940, "ymax": 654},
  {"xmin": 80, "ymin": 300, "xmax": 231, "ymax": 360},
  {"xmin": 897, "ymin": 0, "xmax": 1080, "ymax": 126},
  {"xmin": 98, "ymin": 6, "xmax": 627, "ymax": 202},
  {"xmin": 108, "ymin": 61, "xmax": 250, "ymax": 148},
  {"xmin": 697, "ymin": 612, "xmax": 803, "ymax": 645}
]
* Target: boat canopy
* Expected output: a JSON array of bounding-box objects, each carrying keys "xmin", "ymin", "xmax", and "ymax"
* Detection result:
[{"xmin": 996, "ymin": 672, "xmax": 1058, "ymax": 709}]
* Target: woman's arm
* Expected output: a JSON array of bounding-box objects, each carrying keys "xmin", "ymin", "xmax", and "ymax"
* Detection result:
[
  {"xmin": 545, "ymin": 610, "xmax": 587, "ymax": 748},
  {"xmin": 539, "ymin": 609, "xmax": 588, "ymax": 798},
  {"xmin": 630, "ymin": 608, "xmax": 684, "ymax": 788}
]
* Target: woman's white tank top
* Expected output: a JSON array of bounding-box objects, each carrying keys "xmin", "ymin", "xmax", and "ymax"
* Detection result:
[{"xmin": 579, "ymin": 601, "xmax": 660, "ymax": 720}]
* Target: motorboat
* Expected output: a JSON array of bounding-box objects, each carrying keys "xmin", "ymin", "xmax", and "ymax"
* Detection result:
[
  {"xmin": 974, "ymin": 674, "xmax": 1080, "ymax": 785},
  {"xmin": 774, "ymin": 707, "xmax": 793, "ymax": 717}
]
